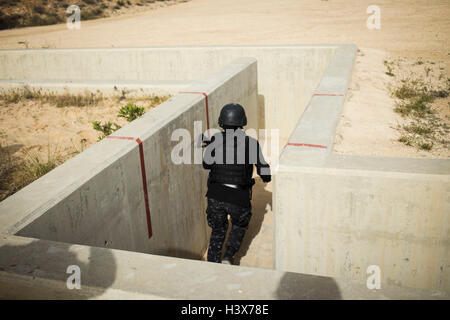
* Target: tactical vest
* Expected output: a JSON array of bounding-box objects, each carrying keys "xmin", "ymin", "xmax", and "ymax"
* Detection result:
[
  {"xmin": 208, "ymin": 163, "xmax": 253, "ymax": 185},
  {"xmin": 207, "ymin": 133, "xmax": 254, "ymax": 186}
]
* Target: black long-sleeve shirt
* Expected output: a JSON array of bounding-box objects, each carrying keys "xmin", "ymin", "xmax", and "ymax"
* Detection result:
[{"xmin": 202, "ymin": 128, "xmax": 271, "ymax": 207}]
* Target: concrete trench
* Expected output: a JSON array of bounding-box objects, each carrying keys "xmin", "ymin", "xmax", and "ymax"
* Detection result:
[{"xmin": 0, "ymin": 45, "xmax": 448, "ymax": 299}]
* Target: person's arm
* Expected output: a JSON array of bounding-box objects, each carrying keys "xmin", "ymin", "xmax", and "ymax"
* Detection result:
[
  {"xmin": 202, "ymin": 135, "xmax": 216, "ymax": 170},
  {"xmin": 255, "ymin": 141, "xmax": 271, "ymax": 183},
  {"xmin": 203, "ymin": 158, "xmax": 213, "ymax": 170}
]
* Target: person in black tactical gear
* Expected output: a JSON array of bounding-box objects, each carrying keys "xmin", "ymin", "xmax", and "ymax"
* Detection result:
[{"xmin": 202, "ymin": 103, "xmax": 271, "ymax": 265}]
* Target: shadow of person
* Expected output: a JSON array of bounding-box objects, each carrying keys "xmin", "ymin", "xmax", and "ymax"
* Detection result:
[
  {"xmin": 276, "ymin": 272, "xmax": 342, "ymax": 300},
  {"xmin": 230, "ymin": 177, "xmax": 272, "ymax": 266},
  {"xmin": 0, "ymin": 237, "xmax": 117, "ymax": 299},
  {"xmin": 257, "ymin": 94, "xmax": 266, "ymax": 131}
]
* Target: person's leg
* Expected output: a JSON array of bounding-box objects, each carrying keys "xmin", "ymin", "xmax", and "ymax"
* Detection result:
[
  {"xmin": 206, "ymin": 198, "xmax": 228, "ymax": 263},
  {"xmin": 224, "ymin": 202, "xmax": 252, "ymax": 260}
]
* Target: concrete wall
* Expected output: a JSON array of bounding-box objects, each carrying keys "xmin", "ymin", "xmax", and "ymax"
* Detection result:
[
  {"xmin": 0, "ymin": 57, "xmax": 258, "ymax": 260},
  {"xmin": 0, "ymin": 45, "xmax": 336, "ymax": 146},
  {"xmin": 274, "ymin": 45, "xmax": 450, "ymax": 293},
  {"xmin": 275, "ymin": 158, "xmax": 450, "ymax": 293},
  {"xmin": 0, "ymin": 44, "xmax": 339, "ymax": 267},
  {"xmin": 0, "ymin": 44, "xmax": 447, "ymax": 298}
]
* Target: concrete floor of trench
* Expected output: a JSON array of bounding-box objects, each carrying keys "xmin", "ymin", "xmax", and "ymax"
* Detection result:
[{"xmin": 201, "ymin": 177, "xmax": 274, "ymax": 269}]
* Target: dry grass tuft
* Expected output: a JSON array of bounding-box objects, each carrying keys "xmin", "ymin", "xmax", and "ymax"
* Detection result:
[{"xmin": 385, "ymin": 58, "xmax": 450, "ymax": 151}]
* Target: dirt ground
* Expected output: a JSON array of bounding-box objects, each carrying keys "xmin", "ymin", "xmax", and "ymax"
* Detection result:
[
  {"xmin": 0, "ymin": 95, "xmax": 163, "ymax": 159},
  {"xmin": 0, "ymin": 0, "xmax": 448, "ymax": 158},
  {"xmin": 334, "ymin": 48, "xmax": 450, "ymax": 158}
]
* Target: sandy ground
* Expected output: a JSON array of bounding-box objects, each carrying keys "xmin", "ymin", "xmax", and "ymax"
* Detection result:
[
  {"xmin": 334, "ymin": 48, "xmax": 450, "ymax": 158},
  {"xmin": 0, "ymin": 94, "xmax": 169, "ymax": 161},
  {"xmin": 0, "ymin": 0, "xmax": 448, "ymax": 59},
  {"xmin": 1, "ymin": 97, "xmax": 139, "ymax": 159},
  {"xmin": 0, "ymin": 0, "xmax": 448, "ymax": 158},
  {"xmin": 0, "ymin": 0, "xmax": 449, "ymax": 266}
]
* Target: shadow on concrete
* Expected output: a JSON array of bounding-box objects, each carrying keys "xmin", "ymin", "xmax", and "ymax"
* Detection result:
[
  {"xmin": 0, "ymin": 238, "xmax": 117, "ymax": 299},
  {"xmin": 257, "ymin": 94, "xmax": 266, "ymax": 130},
  {"xmin": 232, "ymin": 177, "xmax": 272, "ymax": 265},
  {"xmin": 276, "ymin": 272, "xmax": 342, "ymax": 300},
  {"xmin": 154, "ymin": 248, "xmax": 205, "ymax": 261}
]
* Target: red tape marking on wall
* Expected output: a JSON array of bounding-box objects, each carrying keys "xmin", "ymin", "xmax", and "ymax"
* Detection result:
[
  {"xmin": 179, "ymin": 91, "xmax": 210, "ymax": 132},
  {"xmin": 287, "ymin": 142, "xmax": 327, "ymax": 149},
  {"xmin": 313, "ymin": 93, "xmax": 344, "ymax": 96},
  {"xmin": 107, "ymin": 135, "xmax": 153, "ymax": 238}
]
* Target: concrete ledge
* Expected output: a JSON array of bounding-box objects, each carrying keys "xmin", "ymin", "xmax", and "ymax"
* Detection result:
[
  {"xmin": 280, "ymin": 45, "xmax": 357, "ymax": 159},
  {"xmin": 0, "ymin": 235, "xmax": 447, "ymax": 300},
  {"xmin": 327, "ymin": 153, "xmax": 450, "ymax": 175}
]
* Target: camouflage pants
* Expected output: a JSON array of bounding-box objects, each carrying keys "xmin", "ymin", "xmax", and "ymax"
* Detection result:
[{"xmin": 206, "ymin": 197, "xmax": 252, "ymax": 263}]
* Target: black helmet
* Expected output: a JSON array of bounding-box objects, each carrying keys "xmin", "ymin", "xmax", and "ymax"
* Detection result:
[{"xmin": 218, "ymin": 103, "xmax": 247, "ymax": 128}]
